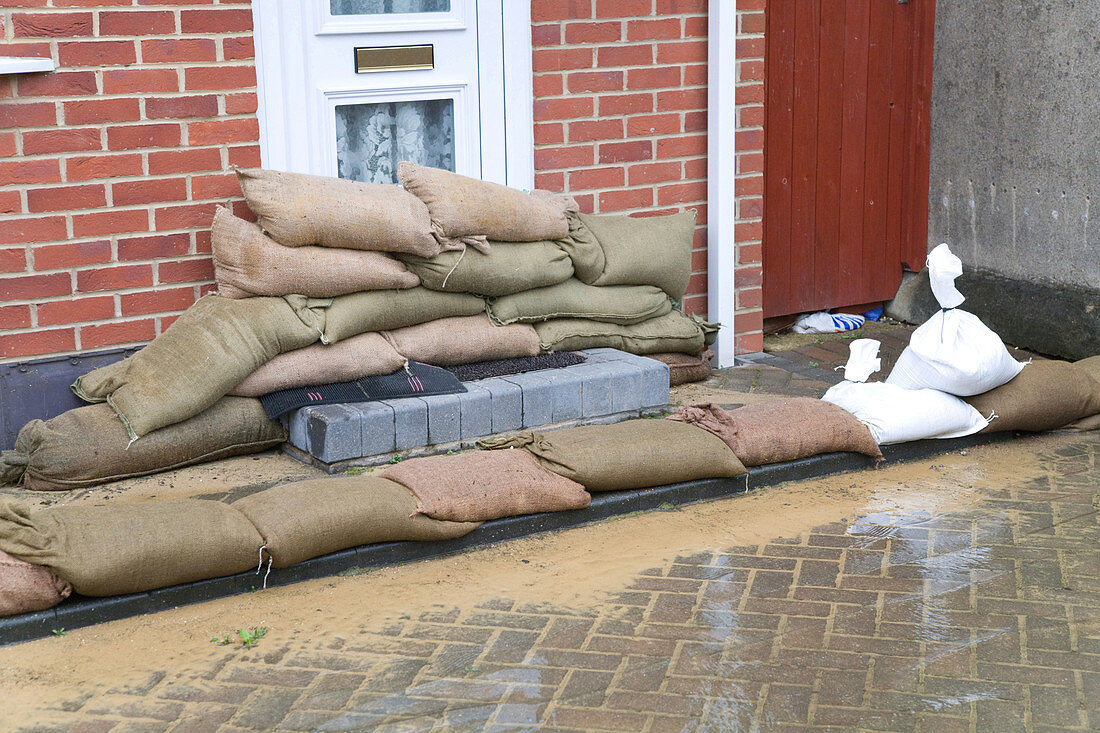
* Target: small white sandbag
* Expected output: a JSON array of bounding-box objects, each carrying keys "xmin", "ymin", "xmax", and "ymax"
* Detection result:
[
  {"xmin": 886, "ymin": 244, "xmax": 1023, "ymax": 396},
  {"xmin": 824, "ymin": 339, "xmax": 990, "ymax": 445}
]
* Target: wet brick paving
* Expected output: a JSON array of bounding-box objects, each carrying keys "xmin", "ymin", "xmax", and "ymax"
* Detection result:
[{"xmin": 13, "ymin": 432, "xmax": 1100, "ymax": 732}]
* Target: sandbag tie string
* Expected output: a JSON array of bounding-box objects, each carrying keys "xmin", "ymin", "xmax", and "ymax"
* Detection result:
[
  {"xmin": 255, "ymin": 545, "xmax": 273, "ymax": 589},
  {"xmin": 939, "ymin": 307, "xmax": 956, "ymax": 342},
  {"xmin": 440, "ymin": 244, "xmax": 467, "ymax": 290}
]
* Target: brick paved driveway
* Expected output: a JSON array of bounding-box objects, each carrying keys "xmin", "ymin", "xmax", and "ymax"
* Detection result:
[{"xmin": 8, "ymin": 431, "xmax": 1100, "ymax": 732}]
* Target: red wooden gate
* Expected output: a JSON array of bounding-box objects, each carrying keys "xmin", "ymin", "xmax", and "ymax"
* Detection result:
[{"xmin": 763, "ymin": 0, "xmax": 936, "ymax": 318}]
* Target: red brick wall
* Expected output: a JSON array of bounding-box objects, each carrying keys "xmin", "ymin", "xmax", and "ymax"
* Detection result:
[
  {"xmin": 735, "ymin": 0, "xmax": 764, "ymax": 352},
  {"xmin": 1, "ymin": 1, "xmax": 754, "ymax": 362},
  {"xmin": 0, "ymin": 0, "xmax": 258, "ymax": 361},
  {"xmin": 530, "ymin": 0, "xmax": 710, "ymax": 317}
]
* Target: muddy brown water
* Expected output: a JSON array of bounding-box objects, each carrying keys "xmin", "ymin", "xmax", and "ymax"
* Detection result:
[{"xmin": 0, "ymin": 432, "xmax": 1058, "ymax": 727}]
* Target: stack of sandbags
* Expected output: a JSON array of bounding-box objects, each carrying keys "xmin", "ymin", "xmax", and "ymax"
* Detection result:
[
  {"xmin": 53, "ymin": 163, "xmax": 712, "ymax": 471},
  {"xmin": 822, "ymin": 242, "xmax": 1100, "ymax": 440},
  {"xmin": 824, "ymin": 339, "xmax": 991, "ymax": 444},
  {"xmin": 886, "ymin": 244, "xmax": 1024, "ymax": 396},
  {"xmin": 221, "ymin": 164, "xmax": 711, "ymax": 395}
]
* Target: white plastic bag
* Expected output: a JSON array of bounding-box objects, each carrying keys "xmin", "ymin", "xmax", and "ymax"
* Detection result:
[
  {"xmin": 823, "ymin": 339, "xmax": 990, "ymax": 445},
  {"xmin": 885, "ymin": 244, "xmax": 1023, "ymax": 396},
  {"xmin": 792, "ymin": 311, "xmax": 865, "ymax": 334}
]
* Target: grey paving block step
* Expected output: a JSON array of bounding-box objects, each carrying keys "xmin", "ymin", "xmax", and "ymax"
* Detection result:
[{"xmin": 285, "ymin": 349, "xmax": 671, "ymax": 472}]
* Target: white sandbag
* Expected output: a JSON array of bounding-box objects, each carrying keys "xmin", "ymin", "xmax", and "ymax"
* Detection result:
[
  {"xmin": 824, "ymin": 339, "xmax": 989, "ymax": 445},
  {"xmin": 885, "ymin": 244, "xmax": 1023, "ymax": 396}
]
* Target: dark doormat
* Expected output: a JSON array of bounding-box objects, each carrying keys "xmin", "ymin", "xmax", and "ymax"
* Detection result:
[
  {"xmin": 259, "ymin": 362, "xmax": 466, "ymax": 418},
  {"xmin": 450, "ymin": 352, "xmax": 586, "ymax": 382}
]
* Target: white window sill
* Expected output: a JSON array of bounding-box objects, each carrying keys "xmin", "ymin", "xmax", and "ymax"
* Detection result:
[{"xmin": 0, "ymin": 57, "xmax": 56, "ymax": 75}]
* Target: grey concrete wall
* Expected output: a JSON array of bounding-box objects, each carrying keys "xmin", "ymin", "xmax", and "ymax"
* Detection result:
[{"xmin": 928, "ymin": 1, "xmax": 1100, "ymax": 292}]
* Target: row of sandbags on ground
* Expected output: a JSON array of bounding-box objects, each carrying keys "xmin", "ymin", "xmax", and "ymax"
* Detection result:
[
  {"xmin": 821, "ymin": 245, "xmax": 1100, "ymax": 443},
  {"xmin": 0, "ymin": 393, "xmax": 892, "ymax": 617},
  {"xmin": 75, "ymin": 164, "xmax": 713, "ymax": 445},
  {"xmin": 3, "ymin": 335, "xmax": 1098, "ymax": 617}
]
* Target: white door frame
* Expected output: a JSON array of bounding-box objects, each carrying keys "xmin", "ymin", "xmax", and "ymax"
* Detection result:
[
  {"xmin": 707, "ymin": 1, "xmax": 738, "ymax": 367},
  {"xmin": 250, "ymin": 0, "xmax": 533, "ymax": 189}
]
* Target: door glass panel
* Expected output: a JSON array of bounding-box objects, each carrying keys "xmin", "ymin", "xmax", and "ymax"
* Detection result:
[
  {"xmin": 330, "ymin": 0, "xmax": 451, "ymax": 16},
  {"xmin": 335, "ymin": 99, "xmax": 455, "ymax": 184}
]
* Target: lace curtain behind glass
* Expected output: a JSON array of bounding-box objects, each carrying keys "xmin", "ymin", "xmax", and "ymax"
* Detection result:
[{"xmin": 335, "ymin": 100, "xmax": 455, "ymax": 184}]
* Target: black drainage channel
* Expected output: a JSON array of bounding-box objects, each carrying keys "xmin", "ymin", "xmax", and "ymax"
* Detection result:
[{"xmin": 0, "ymin": 431, "xmax": 1019, "ymax": 646}]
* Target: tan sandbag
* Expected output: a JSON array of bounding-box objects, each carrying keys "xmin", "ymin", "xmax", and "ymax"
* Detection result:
[
  {"xmin": 0, "ymin": 499, "xmax": 262, "ymax": 596},
  {"xmin": 72, "ymin": 295, "xmax": 324, "ymax": 440},
  {"xmin": 236, "ymin": 168, "xmax": 442, "ymax": 256},
  {"xmin": 647, "ymin": 350, "xmax": 713, "ymax": 386},
  {"xmin": 211, "ymin": 208, "xmax": 419, "ymax": 299},
  {"xmin": 1065, "ymin": 355, "xmax": 1100, "ymax": 430},
  {"xmin": 965, "ymin": 359, "xmax": 1100, "ymax": 433},
  {"xmin": 232, "ymin": 476, "xmax": 478, "ymax": 568},
  {"xmin": 487, "ymin": 279, "xmax": 672, "ymax": 326},
  {"xmin": 576, "ymin": 211, "xmax": 696, "ymax": 300},
  {"xmin": 381, "ymin": 450, "xmax": 590, "ymax": 522},
  {"xmin": 398, "ymin": 161, "xmax": 577, "ymax": 249},
  {"xmin": 322, "ymin": 287, "xmax": 486, "ymax": 344},
  {"xmin": 667, "ymin": 400, "xmax": 883, "ymax": 467},
  {"xmin": 535, "ymin": 309, "xmax": 711, "ymax": 356},
  {"xmin": 397, "ymin": 240, "xmax": 574, "ymax": 296},
  {"xmin": 231, "ymin": 333, "xmax": 407, "ymax": 397},
  {"xmin": 478, "ymin": 419, "xmax": 746, "ymax": 492},
  {"xmin": 1, "ymin": 397, "xmax": 286, "ymax": 492},
  {"xmin": 0, "ymin": 549, "xmax": 71, "ymax": 617},
  {"xmin": 1066, "ymin": 414, "xmax": 1100, "ymax": 431},
  {"xmin": 382, "ymin": 314, "xmax": 539, "ymax": 367}
]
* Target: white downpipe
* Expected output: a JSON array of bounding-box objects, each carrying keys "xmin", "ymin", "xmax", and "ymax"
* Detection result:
[{"xmin": 707, "ymin": 0, "xmax": 738, "ymax": 367}]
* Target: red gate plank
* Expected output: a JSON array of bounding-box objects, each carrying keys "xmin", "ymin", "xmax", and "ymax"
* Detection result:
[
  {"xmin": 813, "ymin": 0, "xmax": 846, "ymax": 311},
  {"xmin": 860, "ymin": 0, "xmax": 894, "ymax": 300},
  {"xmin": 836, "ymin": 0, "xmax": 871, "ymax": 311},
  {"xmin": 788, "ymin": 0, "xmax": 821, "ymax": 313},
  {"xmin": 884, "ymin": 1, "xmax": 915, "ymax": 298},
  {"xmin": 903, "ymin": 0, "xmax": 937, "ymax": 272},
  {"xmin": 763, "ymin": 0, "xmax": 796, "ymax": 316}
]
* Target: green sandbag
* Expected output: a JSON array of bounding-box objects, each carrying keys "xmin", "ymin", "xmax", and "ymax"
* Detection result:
[
  {"xmin": 535, "ymin": 309, "xmax": 712, "ymax": 355},
  {"xmin": 72, "ymin": 295, "xmax": 324, "ymax": 441},
  {"xmin": 554, "ymin": 213, "xmax": 605, "ymax": 283},
  {"xmin": 478, "ymin": 419, "xmax": 746, "ymax": 492},
  {"xmin": 321, "ymin": 287, "xmax": 485, "ymax": 344},
  {"xmin": 396, "ymin": 240, "xmax": 574, "ymax": 296},
  {"xmin": 1, "ymin": 397, "xmax": 286, "ymax": 492},
  {"xmin": 577, "ymin": 211, "xmax": 696, "ymax": 300},
  {"xmin": 487, "ymin": 279, "xmax": 672, "ymax": 326},
  {"xmin": 232, "ymin": 476, "xmax": 479, "ymax": 568},
  {"xmin": 965, "ymin": 359, "xmax": 1100, "ymax": 433},
  {"xmin": 0, "ymin": 498, "xmax": 262, "ymax": 596}
]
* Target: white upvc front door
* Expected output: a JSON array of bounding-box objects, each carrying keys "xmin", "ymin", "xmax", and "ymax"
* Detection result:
[{"xmin": 251, "ymin": 0, "xmax": 532, "ymax": 188}]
